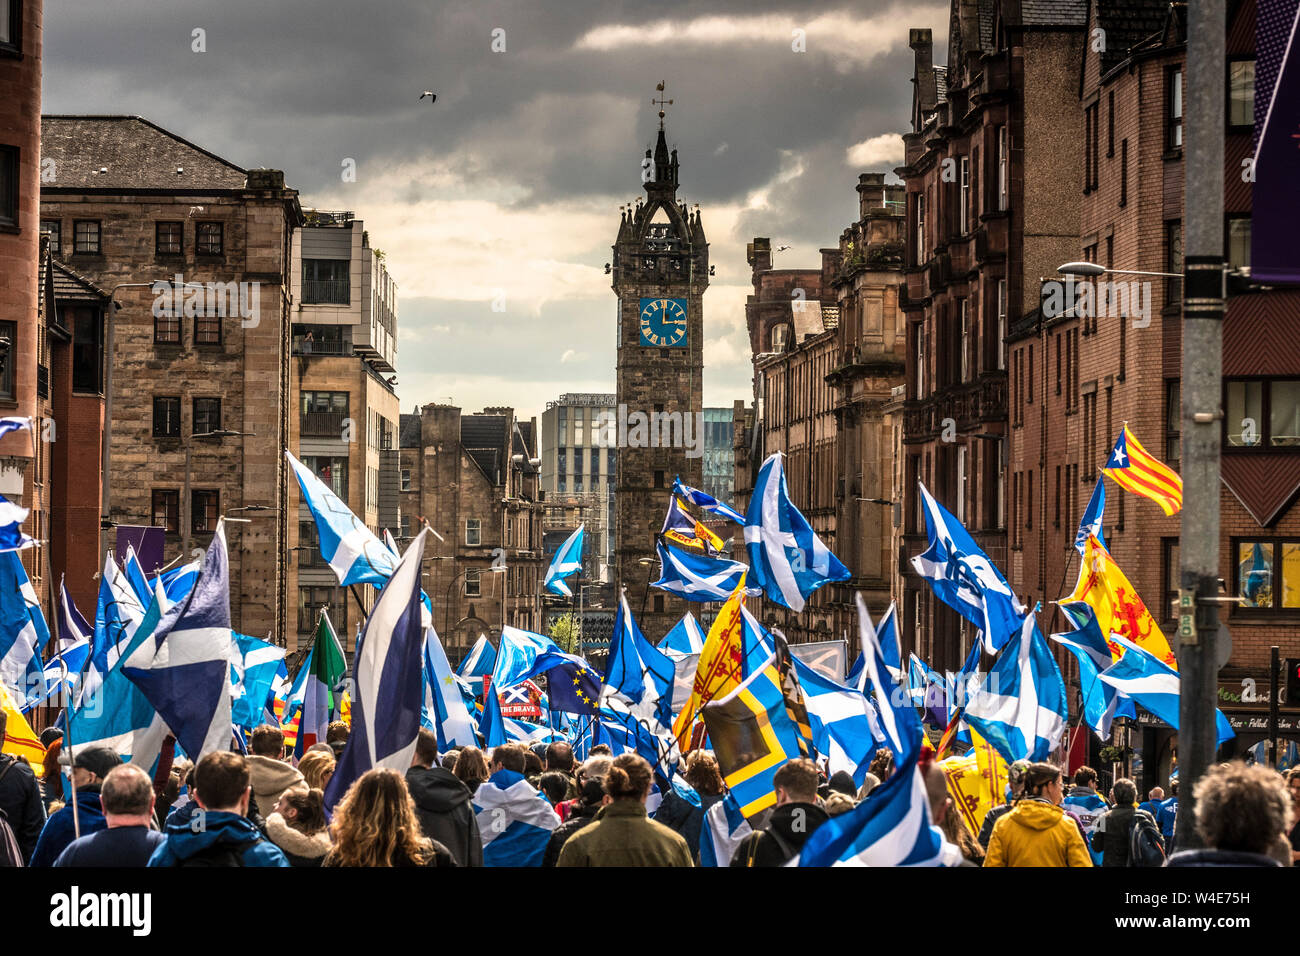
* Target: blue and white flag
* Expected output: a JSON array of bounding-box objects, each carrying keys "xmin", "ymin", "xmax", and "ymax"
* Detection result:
[
  {"xmin": 157, "ymin": 560, "xmax": 201, "ymax": 606},
  {"xmin": 791, "ymin": 652, "xmax": 884, "ymax": 786},
  {"xmin": 911, "ymin": 481, "xmax": 1027, "ymax": 655},
  {"xmin": 41, "ymin": 583, "xmax": 90, "ymax": 704},
  {"xmin": 1098, "ymin": 635, "xmax": 1235, "ymax": 745},
  {"xmin": 229, "ymin": 632, "xmax": 285, "ymax": 731},
  {"xmin": 122, "ymin": 545, "xmax": 154, "ymax": 608},
  {"xmin": 324, "ymin": 528, "xmax": 431, "ymax": 812},
  {"xmin": 744, "ymin": 452, "xmax": 850, "ymax": 612},
  {"xmin": 502, "ymin": 717, "xmax": 567, "ymax": 745},
  {"xmin": 457, "ymin": 633, "xmax": 496, "ymax": 696},
  {"xmin": 909, "ymin": 653, "xmax": 949, "ymax": 728},
  {"xmin": 653, "ymin": 540, "xmax": 749, "ymax": 603},
  {"xmin": 1075, "ymin": 478, "xmax": 1107, "ymax": 555},
  {"xmin": 799, "ymin": 594, "xmax": 957, "ymax": 867},
  {"xmin": 122, "ymin": 523, "xmax": 235, "ymax": 760},
  {"xmin": 0, "ymin": 416, "xmax": 33, "ymax": 441},
  {"xmin": 423, "ymin": 625, "xmax": 478, "ymax": 751},
  {"xmin": 698, "ymin": 792, "xmax": 753, "ymax": 866},
  {"xmin": 672, "ymin": 476, "xmax": 745, "ymax": 524},
  {"xmin": 600, "ymin": 595, "xmax": 678, "ymax": 775},
  {"xmin": 493, "ymin": 625, "xmax": 568, "ymax": 690},
  {"xmin": 0, "ymin": 494, "xmax": 37, "ymax": 553},
  {"xmin": 473, "ymin": 767, "xmax": 561, "ymax": 866},
  {"xmin": 963, "ymin": 611, "xmax": 1068, "ymax": 766},
  {"xmin": 543, "ymin": 524, "xmax": 584, "ymax": 597},
  {"xmin": 287, "ymin": 450, "xmax": 398, "ymax": 588},
  {"xmin": 85, "ymin": 552, "xmax": 148, "ymax": 702},
  {"xmin": 1049, "ymin": 602, "xmax": 1130, "ymax": 741},
  {"xmin": 478, "ymin": 672, "xmax": 508, "ymax": 749},
  {"xmin": 0, "ymin": 550, "xmax": 50, "ymax": 702},
  {"xmin": 659, "ymin": 612, "xmax": 705, "ymax": 714},
  {"xmin": 847, "ymin": 602, "xmax": 902, "ymax": 692}
]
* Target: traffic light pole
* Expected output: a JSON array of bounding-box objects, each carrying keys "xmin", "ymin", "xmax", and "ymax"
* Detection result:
[{"xmin": 1269, "ymin": 646, "xmax": 1279, "ymax": 768}]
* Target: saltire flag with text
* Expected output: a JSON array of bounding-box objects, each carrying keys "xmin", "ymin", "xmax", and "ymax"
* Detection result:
[
  {"xmin": 1064, "ymin": 533, "xmax": 1177, "ymax": 669},
  {"xmin": 1102, "ymin": 425, "xmax": 1182, "ymax": 516},
  {"xmin": 662, "ymin": 496, "xmax": 724, "ymax": 554}
]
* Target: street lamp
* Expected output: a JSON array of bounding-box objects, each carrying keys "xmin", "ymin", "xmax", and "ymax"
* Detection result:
[
  {"xmin": 1056, "ymin": 261, "xmax": 1183, "ymax": 279},
  {"xmin": 182, "ymin": 429, "xmax": 255, "ymax": 559}
]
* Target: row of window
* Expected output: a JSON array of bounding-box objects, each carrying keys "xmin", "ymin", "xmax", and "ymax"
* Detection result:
[
  {"xmin": 556, "ymin": 446, "xmax": 616, "ymax": 479},
  {"xmin": 151, "ymin": 488, "xmax": 219, "ymax": 534},
  {"xmin": 911, "ymin": 125, "xmax": 1009, "ymax": 266},
  {"xmin": 1159, "ymin": 538, "xmax": 1300, "ymax": 620},
  {"xmin": 912, "ymin": 280, "xmax": 1008, "ymax": 401},
  {"xmin": 152, "ymin": 396, "xmax": 222, "ymax": 438},
  {"xmin": 41, "ymin": 219, "xmax": 224, "ymax": 257},
  {"xmin": 153, "ymin": 313, "xmax": 223, "ymax": 346}
]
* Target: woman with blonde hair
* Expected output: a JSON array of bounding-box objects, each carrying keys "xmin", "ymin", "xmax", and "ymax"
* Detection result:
[
  {"xmin": 297, "ymin": 750, "xmax": 335, "ymax": 792},
  {"xmin": 323, "ymin": 769, "xmax": 456, "ymax": 867},
  {"xmin": 267, "ymin": 787, "xmax": 332, "ymax": 867}
]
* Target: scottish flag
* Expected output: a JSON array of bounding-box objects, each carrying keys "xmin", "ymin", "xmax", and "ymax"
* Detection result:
[
  {"xmin": 0, "ymin": 494, "xmax": 37, "ymax": 553},
  {"xmin": 847, "ymin": 602, "xmax": 902, "ymax": 692},
  {"xmin": 600, "ymin": 595, "xmax": 678, "ymax": 775},
  {"xmin": 672, "ymin": 476, "xmax": 745, "ymax": 524},
  {"xmin": 543, "ymin": 524, "xmax": 584, "ymax": 597},
  {"xmin": 963, "ymin": 612, "xmax": 1068, "ymax": 766},
  {"xmin": 229, "ymin": 633, "xmax": 285, "ymax": 731},
  {"xmin": 699, "ymin": 792, "xmax": 753, "ymax": 866},
  {"xmin": 0, "ymin": 416, "xmax": 33, "ymax": 441},
  {"xmin": 493, "ymin": 626, "xmax": 568, "ymax": 689},
  {"xmin": 122, "ymin": 545, "xmax": 153, "ymax": 607},
  {"xmin": 909, "ymin": 653, "xmax": 949, "ymax": 727},
  {"xmin": 1075, "ymin": 478, "xmax": 1107, "ymax": 555},
  {"xmin": 659, "ymin": 613, "xmax": 705, "ymax": 714},
  {"xmin": 0, "ymin": 550, "xmax": 51, "ymax": 702},
  {"xmin": 324, "ymin": 528, "xmax": 431, "ymax": 812},
  {"xmin": 1098, "ymin": 635, "xmax": 1235, "ymax": 745},
  {"xmin": 157, "ymin": 560, "xmax": 201, "ymax": 606},
  {"xmin": 423, "ymin": 625, "xmax": 478, "ymax": 750},
  {"xmin": 653, "ymin": 540, "xmax": 749, "ymax": 602},
  {"xmin": 473, "ymin": 768, "xmax": 561, "ymax": 866},
  {"xmin": 122, "ymin": 523, "xmax": 235, "ymax": 760},
  {"xmin": 744, "ymin": 452, "xmax": 850, "ymax": 612},
  {"xmin": 478, "ymin": 674, "xmax": 508, "ymax": 748},
  {"xmin": 41, "ymin": 583, "xmax": 90, "ymax": 704},
  {"xmin": 457, "ymin": 633, "xmax": 496, "ymax": 696},
  {"xmin": 912, "ymin": 481, "xmax": 1027, "ymax": 655},
  {"xmin": 1050, "ymin": 601, "xmax": 1131, "ymax": 741},
  {"xmin": 287, "ymin": 450, "xmax": 398, "ymax": 587},
  {"xmin": 791, "ymin": 652, "xmax": 883, "ymax": 786},
  {"xmin": 85, "ymin": 552, "xmax": 148, "ymax": 701}
]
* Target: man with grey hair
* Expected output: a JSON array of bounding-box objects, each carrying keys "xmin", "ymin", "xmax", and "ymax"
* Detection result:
[
  {"xmin": 542, "ymin": 755, "xmax": 612, "ymax": 866},
  {"xmin": 54, "ymin": 764, "xmax": 165, "ymax": 867},
  {"xmin": 1167, "ymin": 762, "xmax": 1290, "ymax": 867},
  {"xmin": 1090, "ymin": 777, "xmax": 1162, "ymax": 867}
]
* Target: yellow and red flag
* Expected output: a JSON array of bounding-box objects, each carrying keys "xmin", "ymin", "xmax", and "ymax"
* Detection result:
[
  {"xmin": 672, "ymin": 574, "xmax": 747, "ymax": 750},
  {"xmin": 1102, "ymin": 424, "xmax": 1182, "ymax": 515},
  {"xmin": 939, "ymin": 728, "xmax": 1007, "ymax": 836},
  {"xmin": 1, "ymin": 684, "xmax": 45, "ymax": 775},
  {"xmin": 1065, "ymin": 533, "xmax": 1178, "ymax": 669}
]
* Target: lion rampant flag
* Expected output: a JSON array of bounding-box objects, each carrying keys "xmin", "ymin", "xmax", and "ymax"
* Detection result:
[
  {"xmin": 939, "ymin": 728, "xmax": 1007, "ymax": 835},
  {"xmin": 672, "ymin": 574, "xmax": 748, "ymax": 750},
  {"xmin": 1, "ymin": 683, "xmax": 45, "ymax": 774},
  {"xmin": 1064, "ymin": 534, "xmax": 1177, "ymax": 669}
]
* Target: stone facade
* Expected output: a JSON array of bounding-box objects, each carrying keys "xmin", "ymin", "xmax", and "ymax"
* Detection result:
[{"xmin": 540, "ymin": 392, "xmax": 615, "ymax": 582}]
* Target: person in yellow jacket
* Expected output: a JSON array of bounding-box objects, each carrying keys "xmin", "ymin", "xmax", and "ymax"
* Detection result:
[{"xmin": 984, "ymin": 762, "xmax": 1094, "ymax": 867}]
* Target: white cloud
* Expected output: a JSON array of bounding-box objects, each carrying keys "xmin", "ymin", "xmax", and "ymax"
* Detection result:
[{"xmin": 846, "ymin": 132, "xmax": 905, "ymax": 168}]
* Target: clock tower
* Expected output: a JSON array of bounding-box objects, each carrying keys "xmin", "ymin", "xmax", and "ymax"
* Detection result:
[{"xmin": 612, "ymin": 93, "xmax": 708, "ymax": 639}]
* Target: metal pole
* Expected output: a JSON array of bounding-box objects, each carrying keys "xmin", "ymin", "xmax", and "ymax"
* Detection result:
[
  {"xmin": 101, "ymin": 304, "xmax": 114, "ymax": 559},
  {"xmin": 1269, "ymin": 645, "xmax": 1280, "ymax": 768},
  {"xmin": 1175, "ymin": 0, "xmax": 1226, "ymax": 851},
  {"xmin": 182, "ymin": 439, "xmax": 191, "ymax": 560}
]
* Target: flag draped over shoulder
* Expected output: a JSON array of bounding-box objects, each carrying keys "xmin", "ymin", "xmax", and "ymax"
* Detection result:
[
  {"xmin": 743, "ymin": 453, "xmax": 850, "ymax": 612},
  {"xmin": 652, "ymin": 540, "xmax": 748, "ymax": 602},
  {"xmin": 1098, "ymin": 636, "xmax": 1235, "ymax": 745},
  {"xmin": 543, "ymin": 524, "xmax": 584, "ymax": 597},
  {"xmin": 122, "ymin": 523, "xmax": 234, "ymax": 760},
  {"xmin": 1064, "ymin": 533, "xmax": 1177, "ymax": 669},
  {"xmin": 698, "ymin": 792, "xmax": 753, "ymax": 866},
  {"xmin": 473, "ymin": 768, "xmax": 560, "ymax": 866},
  {"xmin": 1102, "ymin": 424, "xmax": 1182, "ymax": 515},
  {"xmin": 324, "ymin": 529, "xmax": 430, "ymax": 812},
  {"xmin": 911, "ymin": 481, "xmax": 1027, "ymax": 655},
  {"xmin": 671, "ymin": 578, "xmax": 747, "ymax": 749},
  {"xmin": 287, "ymin": 450, "xmax": 398, "ymax": 587}
]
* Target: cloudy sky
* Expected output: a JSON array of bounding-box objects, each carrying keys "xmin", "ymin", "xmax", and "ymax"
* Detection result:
[{"xmin": 44, "ymin": 0, "xmax": 947, "ymax": 421}]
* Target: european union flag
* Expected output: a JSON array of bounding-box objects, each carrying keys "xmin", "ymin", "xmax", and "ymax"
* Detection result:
[{"xmin": 546, "ymin": 657, "xmax": 602, "ymax": 716}]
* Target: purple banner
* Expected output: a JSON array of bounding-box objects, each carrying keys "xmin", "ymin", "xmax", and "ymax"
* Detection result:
[
  {"xmin": 116, "ymin": 525, "xmax": 166, "ymax": 575},
  {"xmin": 1254, "ymin": 0, "xmax": 1300, "ymax": 283}
]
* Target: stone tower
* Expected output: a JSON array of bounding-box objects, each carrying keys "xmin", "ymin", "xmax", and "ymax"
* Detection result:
[{"xmin": 611, "ymin": 106, "xmax": 708, "ymax": 641}]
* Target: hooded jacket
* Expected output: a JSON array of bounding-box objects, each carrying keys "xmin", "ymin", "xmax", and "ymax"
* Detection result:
[
  {"xmin": 264, "ymin": 812, "xmax": 332, "ymax": 867},
  {"xmin": 148, "ymin": 809, "xmax": 290, "ymax": 867},
  {"xmin": 730, "ymin": 801, "xmax": 830, "ymax": 867},
  {"xmin": 0, "ymin": 754, "xmax": 45, "ymax": 864},
  {"xmin": 405, "ymin": 766, "xmax": 482, "ymax": 867},
  {"xmin": 984, "ymin": 798, "xmax": 1094, "ymax": 867},
  {"xmin": 245, "ymin": 755, "xmax": 306, "ymax": 819},
  {"xmin": 30, "ymin": 788, "xmax": 105, "ymax": 868}
]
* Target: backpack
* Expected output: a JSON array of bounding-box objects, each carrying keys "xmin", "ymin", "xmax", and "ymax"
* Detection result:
[
  {"xmin": 176, "ymin": 842, "xmax": 247, "ymax": 867},
  {"xmin": 1128, "ymin": 810, "xmax": 1166, "ymax": 867},
  {"xmin": 0, "ymin": 757, "xmax": 27, "ymax": 867}
]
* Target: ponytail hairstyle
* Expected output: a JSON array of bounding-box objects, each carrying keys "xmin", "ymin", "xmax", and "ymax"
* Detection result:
[
  {"xmin": 281, "ymin": 787, "xmax": 327, "ymax": 835},
  {"xmin": 604, "ymin": 754, "xmax": 653, "ymax": 802},
  {"xmin": 1021, "ymin": 762, "xmax": 1062, "ymax": 799}
]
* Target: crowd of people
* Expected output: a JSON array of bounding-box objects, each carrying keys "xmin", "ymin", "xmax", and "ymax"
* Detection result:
[{"xmin": 1, "ymin": 704, "xmax": 1297, "ymax": 866}]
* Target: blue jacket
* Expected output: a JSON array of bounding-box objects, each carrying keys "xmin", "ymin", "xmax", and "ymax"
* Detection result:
[
  {"xmin": 1156, "ymin": 797, "xmax": 1178, "ymax": 839},
  {"xmin": 148, "ymin": 809, "xmax": 289, "ymax": 867},
  {"xmin": 30, "ymin": 790, "xmax": 106, "ymax": 868}
]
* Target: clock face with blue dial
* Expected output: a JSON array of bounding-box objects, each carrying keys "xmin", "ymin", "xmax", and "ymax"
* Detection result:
[{"xmin": 639, "ymin": 297, "xmax": 688, "ymax": 347}]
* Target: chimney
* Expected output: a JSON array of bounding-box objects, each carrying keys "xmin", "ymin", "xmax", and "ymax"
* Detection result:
[
  {"xmin": 747, "ymin": 237, "xmax": 772, "ymax": 275},
  {"xmin": 910, "ymin": 28, "xmax": 936, "ymax": 116}
]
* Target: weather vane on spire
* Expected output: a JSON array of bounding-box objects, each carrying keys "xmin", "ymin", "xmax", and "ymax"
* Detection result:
[{"xmin": 652, "ymin": 81, "xmax": 673, "ymax": 129}]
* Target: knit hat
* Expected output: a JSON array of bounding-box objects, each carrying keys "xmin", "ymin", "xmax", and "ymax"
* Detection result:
[
  {"xmin": 827, "ymin": 770, "xmax": 857, "ymax": 797},
  {"xmin": 73, "ymin": 746, "xmax": 123, "ymax": 781},
  {"xmin": 39, "ymin": 727, "xmax": 64, "ymax": 748}
]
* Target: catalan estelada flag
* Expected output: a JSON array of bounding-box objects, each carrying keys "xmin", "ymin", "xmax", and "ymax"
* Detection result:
[
  {"xmin": 1102, "ymin": 425, "xmax": 1182, "ymax": 515},
  {"xmin": 1064, "ymin": 534, "xmax": 1178, "ymax": 670},
  {"xmin": 672, "ymin": 575, "xmax": 747, "ymax": 749}
]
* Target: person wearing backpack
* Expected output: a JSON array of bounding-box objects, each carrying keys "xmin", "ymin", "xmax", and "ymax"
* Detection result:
[
  {"xmin": 1090, "ymin": 778, "xmax": 1164, "ymax": 867},
  {"xmin": 0, "ymin": 710, "xmax": 45, "ymax": 864},
  {"xmin": 148, "ymin": 751, "xmax": 289, "ymax": 867}
]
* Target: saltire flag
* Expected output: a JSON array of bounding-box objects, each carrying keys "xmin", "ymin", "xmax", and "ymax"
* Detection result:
[
  {"xmin": 1098, "ymin": 635, "xmax": 1235, "ymax": 746},
  {"xmin": 265, "ymin": 657, "xmax": 290, "ymax": 725},
  {"xmin": 0, "ymin": 493, "xmax": 38, "ymax": 553},
  {"xmin": 287, "ymin": 449, "xmax": 398, "ymax": 587},
  {"xmin": 744, "ymin": 452, "xmax": 850, "ymax": 612},
  {"xmin": 122, "ymin": 523, "xmax": 234, "ymax": 760},
  {"xmin": 698, "ymin": 792, "xmax": 753, "ymax": 866},
  {"xmin": 457, "ymin": 633, "xmax": 496, "ymax": 696},
  {"xmin": 121, "ymin": 545, "xmax": 153, "ymax": 608},
  {"xmin": 600, "ymin": 594, "xmax": 679, "ymax": 777},
  {"xmin": 908, "ymin": 653, "xmax": 948, "ymax": 728},
  {"xmin": 499, "ymin": 680, "xmax": 545, "ymax": 719},
  {"xmin": 671, "ymin": 576, "xmax": 748, "ymax": 749},
  {"xmin": 157, "ymin": 560, "xmax": 201, "ymax": 606},
  {"xmin": 40, "ymin": 581, "xmax": 91, "ymax": 707},
  {"xmin": 85, "ymin": 552, "xmax": 148, "ymax": 702},
  {"xmin": 1063, "ymin": 784, "xmax": 1109, "ymax": 865},
  {"xmin": 1102, "ymin": 425, "xmax": 1182, "ymax": 516},
  {"xmin": 962, "ymin": 611, "xmax": 1068, "ymax": 766},
  {"xmin": 543, "ymin": 655, "xmax": 602, "ymax": 717},
  {"xmin": 422, "ymin": 626, "xmax": 478, "ymax": 750},
  {"xmin": 324, "ymin": 528, "xmax": 430, "ymax": 812},
  {"xmin": 701, "ymin": 647, "xmax": 807, "ymax": 818},
  {"xmin": 672, "ymin": 476, "xmax": 745, "ymax": 524},
  {"xmin": 1049, "ymin": 601, "xmax": 1133, "ymax": 742},
  {"xmin": 478, "ymin": 675, "xmax": 508, "ymax": 748},
  {"xmin": 912, "ymin": 481, "xmax": 1027, "ymax": 656},
  {"xmin": 1064, "ymin": 533, "xmax": 1177, "ymax": 669},
  {"xmin": 229, "ymin": 633, "xmax": 285, "ymax": 730},
  {"xmin": 790, "ymin": 651, "xmax": 883, "ymax": 786},
  {"xmin": 492, "ymin": 626, "xmax": 569, "ymax": 690},
  {"xmin": 1075, "ymin": 477, "xmax": 1107, "ymax": 555},
  {"xmin": 847, "ymin": 601, "xmax": 902, "ymax": 692},
  {"xmin": 543, "ymin": 524, "xmax": 584, "ymax": 597},
  {"xmin": 0, "ymin": 550, "xmax": 50, "ymax": 704},
  {"xmin": 798, "ymin": 594, "xmax": 957, "ymax": 866},
  {"xmin": 0, "ymin": 416, "xmax": 33, "ymax": 441},
  {"xmin": 662, "ymin": 496, "xmax": 724, "ymax": 554},
  {"xmin": 659, "ymin": 612, "xmax": 706, "ymax": 714},
  {"xmin": 473, "ymin": 767, "xmax": 561, "ymax": 866},
  {"xmin": 502, "ymin": 717, "xmax": 567, "ymax": 745},
  {"xmin": 0, "ymin": 681, "xmax": 45, "ymax": 771},
  {"xmin": 296, "ymin": 610, "xmax": 348, "ymax": 755},
  {"xmin": 652, "ymin": 540, "xmax": 749, "ymax": 603}
]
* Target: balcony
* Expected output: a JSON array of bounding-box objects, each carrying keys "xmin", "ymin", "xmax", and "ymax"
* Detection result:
[
  {"xmin": 903, "ymin": 374, "xmax": 1008, "ymax": 439},
  {"xmin": 302, "ymin": 279, "xmax": 350, "ymax": 305},
  {"xmin": 301, "ymin": 410, "xmax": 349, "ymax": 437}
]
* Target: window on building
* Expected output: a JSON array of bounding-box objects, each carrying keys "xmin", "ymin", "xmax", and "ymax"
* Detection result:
[
  {"xmin": 1084, "ymin": 101, "xmax": 1099, "ymax": 191},
  {"xmin": 153, "ymin": 396, "xmax": 181, "ymax": 438},
  {"xmin": 653, "ymin": 595, "xmax": 665, "ymax": 613},
  {"xmin": 1166, "ymin": 380, "xmax": 1181, "ymax": 468},
  {"xmin": 959, "ymin": 156, "xmax": 970, "ymax": 235},
  {"xmin": 1165, "ymin": 220, "xmax": 1182, "ymax": 305},
  {"xmin": 465, "ymin": 570, "xmax": 481, "ymax": 597},
  {"xmin": 1227, "ymin": 216, "xmax": 1251, "ymax": 272},
  {"xmin": 959, "ymin": 299, "xmax": 970, "ymax": 382},
  {"xmin": 303, "ymin": 456, "xmax": 347, "ymax": 497},
  {"xmin": 574, "ymin": 414, "xmax": 584, "ymax": 447},
  {"xmin": 1119, "ymin": 315, "xmax": 1127, "ymax": 382},
  {"xmin": 401, "ymin": 514, "xmax": 412, "ymax": 537},
  {"xmin": 401, "ymin": 468, "xmax": 411, "ymax": 492},
  {"xmin": 196, "ymin": 221, "xmax": 223, "ymax": 256},
  {"xmin": 298, "ymin": 520, "xmax": 324, "ymax": 568},
  {"xmin": 997, "ymin": 126, "xmax": 1009, "ymax": 211},
  {"xmin": 71, "ymin": 308, "xmax": 102, "ymax": 392},
  {"xmin": 606, "ymin": 447, "xmax": 617, "ymax": 479},
  {"xmin": 193, "ymin": 397, "xmax": 221, "ymax": 435},
  {"xmin": 573, "ymin": 448, "xmax": 583, "ymax": 482},
  {"xmin": 152, "ymin": 489, "xmax": 179, "ymax": 532},
  {"xmin": 1167, "ymin": 67, "xmax": 1183, "ymax": 149},
  {"xmin": 1225, "ymin": 378, "xmax": 1300, "ymax": 448},
  {"xmin": 74, "ymin": 220, "xmax": 101, "ymax": 254},
  {"xmin": 298, "ymin": 586, "xmax": 346, "ymax": 634},
  {"xmin": 1228, "ymin": 59, "xmax": 1255, "ymax": 129},
  {"xmin": 654, "ymin": 470, "xmax": 665, "ymax": 489},
  {"xmin": 191, "ymin": 490, "xmax": 219, "ymax": 533},
  {"xmin": 0, "ymin": 0, "xmax": 18, "ymax": 51},
  {"xmin": 1028, "ymin": 344, "xmax": 1034, "ymax": 404},
  {"xmin": 156, "ymin": 221, "xmax": 182, "ymax": 256},
  {"xmin": 302, "ymin": 258, "xmax": 349, "ymax": 304},
  {"xmin": 0, "ymin": 146, "xmax": 15, "ymax": 228},
  {"xmin": 1055, "ymin": 334, "xmax": 1062, "ymax": 395},
  {"xmin": 1232, "ymin": 539, "xmax": 1300, "ymax": 612},
  {"xmin": 1162, "ymin": 538, "xmax": 1180, "ymax": 625},
  {"xmin": 1107, "ymin": 91, "xmax": 1115, "ymax": 157},
  {"xmin": 155, "ymin": 312, "xmax": 181, "ymax": 344},
  {"xmin": 914, "ymin": 192, "xmax": 926, "ymax": 266},
  {"xmin": 194, "ymin": 314, "xmax": 221, "ymax": 346},
  {"xmin": 996, "ymin": 279, "xmax": 1007, "ymax": 371},
  {"xmin": 956, "ymin": 445, "xmax": 967, "ymax": 523},
  {"xmin": 466, "ymin": 518, "xmax": 481, "ymax": 546},
  {"xmin": 1119, "ymin": 139, "xmax": 1128, "ymax": 207},
  {"xmin": 41, "ymin": 220, "xmax": 60, "ymax": 255}
]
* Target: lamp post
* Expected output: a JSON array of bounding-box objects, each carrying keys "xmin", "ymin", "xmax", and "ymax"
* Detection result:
[
  {"xmin": 444, "ymin": 564, "xmax": 505, "ymax": 652},
  {"xmin": 182, "ymin": 429, "xmax": 255, "ymax": 559}
]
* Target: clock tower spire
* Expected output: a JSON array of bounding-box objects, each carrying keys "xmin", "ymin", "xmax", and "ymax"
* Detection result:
[{"xmin": 611, "ymin": 86, "xmax": 708, "ymax": 639}]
